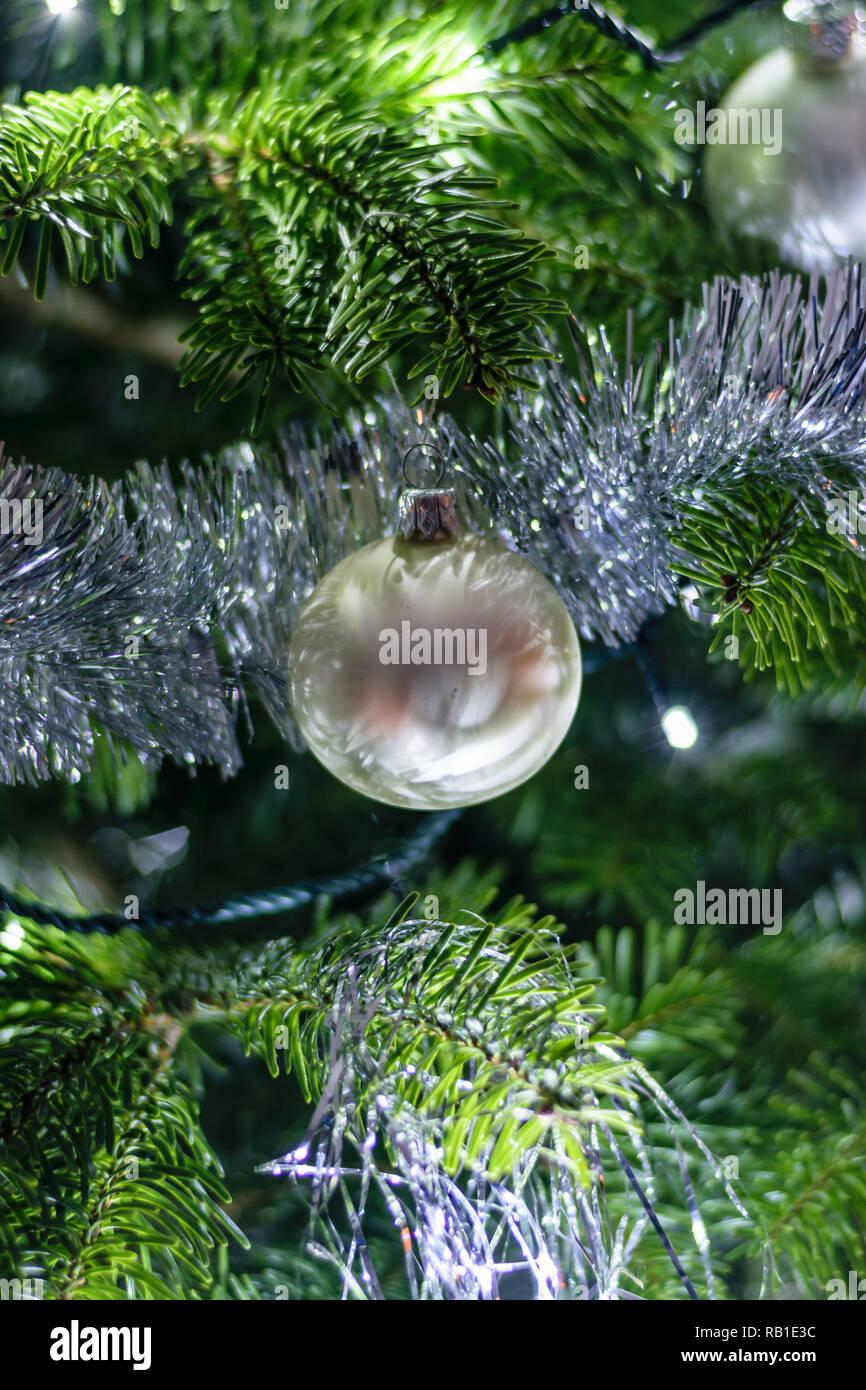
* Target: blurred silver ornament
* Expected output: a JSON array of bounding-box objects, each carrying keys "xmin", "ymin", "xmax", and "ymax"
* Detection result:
[
  {"xmin": 288, "ymin": 458, "xmax": 581, "ymax": 809},
  {"xmin": 704, "ymin": 2, "xmax": 866, "ymax": 272}
]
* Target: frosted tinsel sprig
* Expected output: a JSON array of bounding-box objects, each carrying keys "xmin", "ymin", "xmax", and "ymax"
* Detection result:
[
  {"xmin": 256, "ymin": 913, "xmax": 754, "ymax": 1301},
  {"xmin": 3, "ymin": 265, "xmax": 866, "ymax": 785}
]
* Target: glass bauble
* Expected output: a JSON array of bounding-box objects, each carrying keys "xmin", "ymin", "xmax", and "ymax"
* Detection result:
[
  {"xmin": 703, "ymin": 35, "xmax": 866, "ymax": 272},
  {"xmin": 288, "ymin": 532, "xmax": 582, "ymax": 810}
]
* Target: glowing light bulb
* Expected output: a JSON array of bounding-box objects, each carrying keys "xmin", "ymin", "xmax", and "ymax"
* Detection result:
[
  {"xmin": 0, "ymin": 919, "xmax": 24, "ymax": 950},
  {"xmin": 661, "ymin": 705, "xmax": 698, "ymax": 750},
  {"xmin": 45, "ymin": 0, "xmax": 78, "ymax": 12},
  {"xmin": 424, "ymin": 44, "xmax": 487, "ymax": 100}
]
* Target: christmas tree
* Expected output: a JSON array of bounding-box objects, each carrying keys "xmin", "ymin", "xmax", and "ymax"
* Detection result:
[{"xmin": 1, "ymin": 0, "xmax": 865, "ymax": 1309}]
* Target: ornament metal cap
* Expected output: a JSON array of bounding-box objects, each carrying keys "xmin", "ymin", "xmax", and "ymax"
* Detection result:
[
  {"xmin": 398, "ymin": 442, "xmax": 457, "ymax": 541},
  {"xmin": 783, "ymin": 0, "xmax": 865, "ymax": 68}
]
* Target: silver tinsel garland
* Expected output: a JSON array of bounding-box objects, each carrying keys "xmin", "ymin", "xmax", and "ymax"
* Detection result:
[{"xmin": 3, "ymin": 266, "xmax": 866, "ymax": 785}]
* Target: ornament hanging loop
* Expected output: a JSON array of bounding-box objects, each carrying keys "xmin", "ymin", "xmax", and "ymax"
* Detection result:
[
  {"xmin": 399, "ymin": 443, "xmax": 457, "ymax": 541},
  {"xmin": 402, "ymin": 442, "xmax": 446, "ymax": 489}
]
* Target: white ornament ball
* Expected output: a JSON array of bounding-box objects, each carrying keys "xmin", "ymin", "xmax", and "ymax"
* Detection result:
[
  {"xmin": 703, "ymin": 37, "xmax": 866, "ymax": 272},
  {"xmin": 288, "ymin": 532, "xmax": 582, "ymax": 810}
]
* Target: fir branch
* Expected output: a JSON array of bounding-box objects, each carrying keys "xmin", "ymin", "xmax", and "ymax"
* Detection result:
[
  {"xmin": 0, "ymin": 928, "xmax": 243, "ymax": 1298},
  {"xmin": 244, "ymin": 904, "xmax": 746, "ymax": 1296},
  {"xmin": 236, "ymin": 104, "xmax": 559, "ymax": 393},
  {"xmin": 0, "ymin": 86, "xmax": 176, "ymax": 294},
  {"xmin": 675, "ymin": 484, "xmax": 866, "ymax": 692},
  {"xmin": 0, "ymin": 1016, "xmax": 134, "ymax": 1150},
  {"xmin": 766, "ymin": 1113, "xmax": 866, "ymax": 1247},
  {"xmin": 283, "ymin": 142, "xmax": 501, "ymax": 395},
  {"xmin": 1, "ymin": 888, "xmax": 752, "ymax": 1300},
  {"xmin": 52, "ymin": 1020, "xmax": 183, "ymax": 1300}
]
